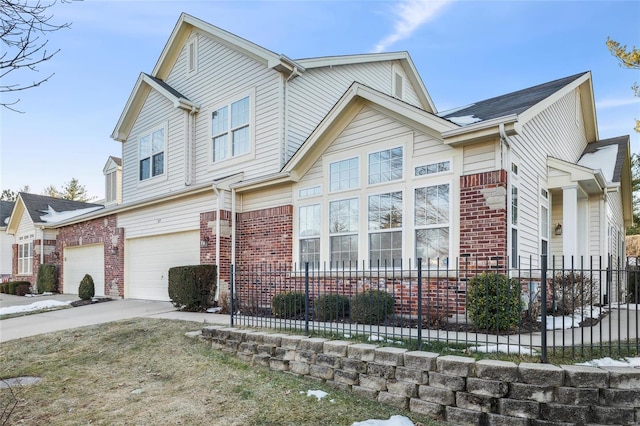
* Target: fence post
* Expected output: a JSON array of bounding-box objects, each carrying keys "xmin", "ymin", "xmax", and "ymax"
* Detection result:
[
  {"xmin": 417, "ymin": 258, "xmax": 423, "ymax": 351},
  {"xmin": 304, "ymin": 262, "xmax": 310, "ymax": 336},
  {"xmin": 540, "ymin": 254, "xmax": 548, "ymax": 363},
  {"xmin": 230, "ymin": 264, "xmax": 235, "ymax": 327}
]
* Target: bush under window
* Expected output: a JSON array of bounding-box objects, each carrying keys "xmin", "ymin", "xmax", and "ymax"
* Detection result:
[{"xmin": 350, "ymin": 289, "xmax": 394, "ymax": 324}]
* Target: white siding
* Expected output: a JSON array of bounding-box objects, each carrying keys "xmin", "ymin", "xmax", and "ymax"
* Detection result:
[
  {"xmin": 15, "ymin": 212, "xmax": 33, "ymax": 239},
  {"xmin": 0, "ymin": 231, "xmax": 14, "ymax": 276},
  {"xmin": 117, "ymin": 193, "xmax": 216, "ymax": 238},
  {"xmin": 462, "ymin": 141, "xmax": 497, "ymax": 175},
  {"xmin": 286, "ymin": 61, "xmax": 423, "ymax": 160},
  {"xmin": 588, "ymin": 195, "xmax": 603, "ymax": 258},
  {"xmin": 241, "ymin": 184, "xmax": 293, "ymax": 213},
  {"xmin": 509, "ymin": 89, "xmax": 589, "ymax": 266}
]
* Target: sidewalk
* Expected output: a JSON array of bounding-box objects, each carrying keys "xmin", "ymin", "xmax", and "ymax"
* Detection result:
[{"xmin": 0, "ymin": 294, "xmax": 230, "ymax": 343}]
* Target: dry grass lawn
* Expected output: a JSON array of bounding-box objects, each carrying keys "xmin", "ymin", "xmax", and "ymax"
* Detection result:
[{"xmin": 0, "ymin": 318, "xmax": 442, "ymax": 426}]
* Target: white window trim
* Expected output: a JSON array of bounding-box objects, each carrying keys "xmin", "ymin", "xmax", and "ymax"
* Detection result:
[
  {"xmin": 186, "ymin": 35, "xmax": 198, "ymax": 77},
  {"xmin": 539, "ymin": 182, "xmax": 550, "ymax": 259},
  {"xmin": 509, "ymin": 155, "xmax": 520, "ymax": 269},
  {"xmin": 137, "ymin": 121, "xmax": 169, "ymax": 187},
  {"xmin": 298, "ymin": 185, "xmax": 322, "ymax": 200},
  {"xmin": 411, "ymin": 179, "xmax": 453, "ymax": 268},
  {"xmin": 367, "ymin": 189, "xmax": 404, "ymax": 267},
  {"xmin": 207, "ymin": 88, "xmax": 256, "ymax": 170},
  {"xmin": 414, "ymin": 158, "xmax": 453, "ymax": 179},
  {"xmin": 392, "ymin": 63, "xmax": 404, "ymax": 100},
  {"xmin": 17, "ymin": 235, "xmax": 34, "ymax": 275}
]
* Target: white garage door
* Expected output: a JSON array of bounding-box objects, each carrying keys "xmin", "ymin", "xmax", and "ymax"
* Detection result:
[
  {"xmin": 125, "ymin": 231, "xmax": 200, "ymax": 301},
  {"xmin": 63, "ymin": 244, "xmax": 105, "ymax": 296}
]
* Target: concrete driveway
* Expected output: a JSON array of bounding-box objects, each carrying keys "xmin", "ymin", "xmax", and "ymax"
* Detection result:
[{"xmin": 0, "ymin": 293, "xmax": 229, "ymax": 343}]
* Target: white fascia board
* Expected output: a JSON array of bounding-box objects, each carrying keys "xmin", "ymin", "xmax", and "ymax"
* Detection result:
[
  {"xmin": 111, "ymin": 73, "xmax": 148, "ymax": 142},
  {"xmin": 230, "ymin": 172, "xmax": 292, "ymax": 192},
  {"xmin": 295, "ymin": 52, "xmax": 409, "ymax": 69},
  {"xmin": 547, "ymin": 156, "xmax": 606, "ymax": 193},
  {"xmin": 398, "ymin": 53, "xmax": 436, "ymax": 113},
  {"xmin": 141, "ymin": 74, "xmax": 200, "ymax": 111},
  {"xmin": 442, "ymin": 115, "xmax": 518, "ymax": 146}
]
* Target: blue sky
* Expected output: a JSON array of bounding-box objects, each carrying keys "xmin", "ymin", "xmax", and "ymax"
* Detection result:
[{"xmin": 1, "ymin": 0, "xmax": 639, "ymax": 200}]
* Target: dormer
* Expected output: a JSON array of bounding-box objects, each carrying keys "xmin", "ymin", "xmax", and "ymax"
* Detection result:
[{"xmin": 103, "ymin": 156, "xmax": 122, "ymax": 205}]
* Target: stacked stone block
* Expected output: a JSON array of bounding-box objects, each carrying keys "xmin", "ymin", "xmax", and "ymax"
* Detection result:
[{"xmin": 197, "ymin": 326, "xmax": 640, "ymax": 425}]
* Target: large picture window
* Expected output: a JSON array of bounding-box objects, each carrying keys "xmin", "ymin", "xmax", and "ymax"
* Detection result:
[
  {"xmin": 415, "ymin": 184, "xmax": 450, "ymax": 267},
  {"xmin": 139, "ymin": 127, "xmax": 165, "ymax": 181},
  {"xmin": 18, "ymin": 241, "xmax": 33, "ymax": 275},
  {"xmin": 368, "ymin": 147, "xmax": 403, "ymax": 184},
  {"xmin": 329, "ymin": 157, "xmax": 359, "ymax": 192},
  {"xmin": 212, "ymin": 96, "xmax": 250, "ymax": 162}
]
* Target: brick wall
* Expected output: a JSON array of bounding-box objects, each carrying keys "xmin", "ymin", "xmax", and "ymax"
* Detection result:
[
  {"xmin": 236, "ymin": 205, "xmax": 293, "ymax": 268},
  {"xmin": 459, "ymin": 170, "xmax": 508, "ymax": 269},
  {"xmin": 200, "ymin": 210, "xmax": 232, "ymax": 292},
  {"xmin": 56, "ymin": 215, "xmax": 124, "ymax": 298},
  {"xmin": 12, "ymin": 239, "xmax": 57, "ymax": 288}
]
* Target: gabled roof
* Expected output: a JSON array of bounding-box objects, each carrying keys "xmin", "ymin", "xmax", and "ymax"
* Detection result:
[
  {"xmin": 281, "ymin": 82, "xmax": 456, "ymax": 182},
  {"xmin": 0, "ymin": 200, "xmax": 15, "ymax": 229},
  {"xmin": 439, "ymin": 72, "xmax": 587, "ymax": 125},
  {"xmin": 111, "ymin": 73, "xmax": 200, "ymax": 142},
  {"xmin": 6, "ymin": 193, "xmax": 103, "ymax": 234},
  {"xmin": 295, "ymin": 52, "xmax": 436, "ymax": 112},
  {"xmin": 579, "ymin": 136, "xmax": 629, "ymax": 184}
]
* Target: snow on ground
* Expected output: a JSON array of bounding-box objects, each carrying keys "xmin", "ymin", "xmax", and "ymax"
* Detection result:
[
  {"xmin": 576, "ymin": 357, "xmax": 640, "ymax": 367},
  {"xmin": 302, "ymin": 389, "xmax": 329, "ymax": 401},
  {"xmin": 538, "ymin": 305, "xmax": 607, "ymax": 330},
  {"xmin": 468, "ymin": 344, "xmax": 538, "ymax": 356},
  {"xmin": 0, "ymin": 300, "xmax": 71, "ymax": 316},
  {"xmin": 351, "ymin": 415, "xmax": 416, "ymax": 426}
]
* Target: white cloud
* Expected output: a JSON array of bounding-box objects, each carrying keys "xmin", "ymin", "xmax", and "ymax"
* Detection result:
[
  {"xmin": 596, "ymin": 97, "xmax": 640, "ymax": 109},
  {"xmin": 373, "ymin": 0, "xmax": 454, "ymax": 53}
]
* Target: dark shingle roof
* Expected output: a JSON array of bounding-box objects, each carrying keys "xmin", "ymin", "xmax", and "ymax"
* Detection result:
[
  {"xmin": 579, "ymin": 136, "xmax": 630, "ymax": 183},
  {"xmin": 145, "ymin": 74, "xmax": 190, "ymax": 101},
  {"xmin": 0, "ymin": 200, "xmax": 15, "ymax": 228},
  {"xmin": 19, "ymin": 193, "xmax": 103, "ymax": 224},
  {"xmin": 109, "ymin": 156, "xmax": 122, "ymax": 166},
  {"xmin": 439, "ymin": 72, "xmax": 587, "ymax": 125}
]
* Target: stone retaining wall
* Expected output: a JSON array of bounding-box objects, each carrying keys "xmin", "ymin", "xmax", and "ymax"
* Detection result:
[{"xmin": 197, "ymin": 326, "xmax": 640, "ymax": 426}]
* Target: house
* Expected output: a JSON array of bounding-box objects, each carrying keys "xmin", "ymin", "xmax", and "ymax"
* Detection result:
[
  {"xmin": 0, "ymin": 200, "xmax": 15, "ymax": 281},
  {"xmin": 44, "ymin": 13, "xmax": 631, "ymax": 302},
  {"xmin": 5, "ymin": 193, "xmax": 103, "ymax": 292}
]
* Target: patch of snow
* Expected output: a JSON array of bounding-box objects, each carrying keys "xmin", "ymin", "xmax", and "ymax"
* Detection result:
[
  {"xmin": 437, "ymin": 104, "xmax": 475, "ymax": 117},
  {"xmin": 3, "ymin": 217, "xmax": 9, "ymax": 225},
  {"xmin": 351, "ymin": 415, "xmax": 415, "ymax": 426},
  {"xmin": 446, "ymin": 115, "xmax": 482, "ymax": 126},
  {"xmin": 368, "ymin": 334, "xmax": 404, "ymax": 345},
  {"xmin": 0, "ymin": 300, "xmax": 71, "ymax": 316},
  {"xmin": 303, "ymin": 389, "xmax": 329, "ymax": 400},
  {"xmin": 577, "ymin": 144, "xmax": 618, "ymax": 183},
  {"xmin": 576, "ymin": 357, "xmax": 640, "ymax": 367},
  {"xmin": 39, "ymin": 205, "xmax": 102, "ymax": 224},
  {"xmin": 468, "ymin": 344, "xmax": 538, "ymax": 356},
  {"xmin": 206, "ymin": 307, "xmax": 222, "ymax": 313},
  {"xmin": 537, "ymin": 305, "xmax": 606, "ymax": 330}
]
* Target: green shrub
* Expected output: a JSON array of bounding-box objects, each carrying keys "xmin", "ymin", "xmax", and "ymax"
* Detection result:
[
  {"xmin": 78, "ymin": 274, "xmax": 95, "ymax": 300},
  {"xmin": 37, "ymin": 264, "xmax": 58, "ymax": 293},
  {"xmin": 350, "ymin": 289, "xmax": 394, "ymax": 324},
  {"xmin": 0, "ymin": 282, "xmax": 7, "ymax": 293},
  {"xmin": 313, "ymin": 294, "xmax": 350, "ymax": 321},
  {"xmin": 552, "ymin": 272, "xmax": 599, "ymax": 315},
  {"xmin": 16, "ymin": 283, "xmax": 31, "ymax": 296},
  {"xmin": 271, "ymin": 291, "xmax": 305, "ymax": 318},
  {"xmin": 3, "ymin": 281, "xmax": 31, "ymax": 295},
  {"xmin": 168, "ymin": 265, "xmax": 217, "ymax": 311},
  {"xmin": 466, "ymin": 273, "xmax": 523, "ymax": 332}
]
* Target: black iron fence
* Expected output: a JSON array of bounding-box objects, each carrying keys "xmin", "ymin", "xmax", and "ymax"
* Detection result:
[{"xmin": 229, "ymin": 256, "xmax": 639, "ymax": 362}]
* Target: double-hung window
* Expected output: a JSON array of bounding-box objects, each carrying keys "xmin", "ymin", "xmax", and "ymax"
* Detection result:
[
  {"xmin": 139, "ymin": 127, "xmax": 165, "ymax": 181},
  {"xmin": 18, "ymin": 240, "xmax": 33, "ymax": 275},
  {"xmin": 299, "ymin": 204, "xmax": 321, "ymax": 267},
  {"xmin": 212, "ymin": 96, "xmax": 250, "ymax": 162},
  {"xmin": 510, "ymin": 160, "xmax": 520, "ymax": 268},
  {"xmin": 329, "ymin": 198, "xmax": 359, "ymax": 266},
  {"xmin": 368, "ymin": 191, "xmax": 403, "ymax": 266},
  {"xmin": 415, "ymin": 184, "xmax": 450, "ymax": 267}
]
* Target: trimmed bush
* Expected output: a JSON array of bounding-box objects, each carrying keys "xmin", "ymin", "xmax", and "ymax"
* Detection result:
[
  {"xmin": 552, "ymin": 272, "xmax": 600, "ymax": 315},
  {"xmin": 37, "ymin": 264, "xmax": 58, "ymax": 293},
  {"xmin": 271, "ymin": 291, "xmax": 305, "ymax": 318},
  {"xmin": 350, "ymin": 289, "xmax": 394, "ymax": 324},
  {"xmin": 1, "ymin": 281, "xmax": 31, "ymax": 295},
  {"xmin": 0, "ymin": 282, "xmax": 7, "ymax": 293},
  {"xmin": 15, "ymin": 283, "xmax": 31, "ymax": 296},
  {"xmin": 313, "ymin": 294, "xmax": 350, "ymax": 321},
  {"xmin": 168, "ymin": 265, "xmax": 217, "ymax": 311},
  {"xmin": 78, "ymin": 274, "xmax": 95, "ymax": 300},
  {"xmin": 466, "ymin": 273, "xmax": 523, "ymax": 332}
]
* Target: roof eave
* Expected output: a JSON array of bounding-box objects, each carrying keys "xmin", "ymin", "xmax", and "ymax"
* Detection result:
[{"xmin": 442, "ymin": 115, "xmax": 519, "ymax": 146}]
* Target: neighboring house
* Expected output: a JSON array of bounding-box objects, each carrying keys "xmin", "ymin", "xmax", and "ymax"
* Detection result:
[
  {"xmin": 0, "ymin": 200, "xmax": 15, "ymax": 281},
  {"xmin": 5, "ymin": 193, "xmax": 103, "ymax": 292},
  {"xmin": 47, "ymin": 13, "xmax": 632, "ymax": 302}
]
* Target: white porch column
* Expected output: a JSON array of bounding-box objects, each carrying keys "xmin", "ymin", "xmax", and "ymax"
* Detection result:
[{"xmin": 562, "ymin": 186, "xmax": 578, "ymax": 260}]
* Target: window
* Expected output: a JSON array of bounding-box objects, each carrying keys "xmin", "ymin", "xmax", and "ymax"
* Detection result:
[
  {"xmin": 212, "ymin": 96, "xmax": 250, "ymax": 162},
  {"xmin": 394, "ymin": 72, "xmax": 403, "ymax": 99},
  {"xmin": 106, "ymin": 170, "xmax": 117, "ymax": 203},
  {"xmin": 186, "ymin": 36, "xmax": 198, "ymax": 76},
  {"xmin": 368, "ymin": 147, "xmax": 403, "ymax": 184},
  {"xmin": 299, "ymin": 185, "xmax": 321, "ymax": 199},
  {"xmin": 540, "ymin": 186, "xmax": 549, "ymax": 259},
  {"xmin": 329, "ymin": 157, "xmax": 359, "ymax": 192},
  {"xmin": 329, "ymin": 198, "xmax": 359, "ymax": 265},
  {"xmin": 510, "ymin": 159, "xmax": 520, "ymax": 268},
  {"xmin": 368, "ymin": 191, "xmax": 402, "ymax": 265},
  {"xmin": 139, "ymin": 127, "xmax": 165, "ymax": 181},
  {"xmin": 299, "ymin": 205, "xmax": 321, "ymax": 267},
  {"xmin": 415, "ymin": 160, "xmax": 450, "ymax": 177},
  {"xmin": 18, "ymin": 241, "xmax": 33, "ymax": 275},
  {"xmin": 415, "ymin": 184, "xmax": 450, "ymax": 267}
]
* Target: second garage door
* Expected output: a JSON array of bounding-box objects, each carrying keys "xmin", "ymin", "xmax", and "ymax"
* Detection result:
[
  {"xmin": 63, "ymin": 244, "xmax": 105, "ymax": 296},
  {"xmin": 125, "ymin": 231, "xmax": 200, "ymax": 301}
]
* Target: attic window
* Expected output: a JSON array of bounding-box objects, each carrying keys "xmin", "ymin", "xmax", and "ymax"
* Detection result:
[
  {"xmin": 106, "ymin": 170, "xmax": 117, "ymax": 203},
  {"xmin": 187, "ymin": 36, "xmax": 198, "ymax": 77}
]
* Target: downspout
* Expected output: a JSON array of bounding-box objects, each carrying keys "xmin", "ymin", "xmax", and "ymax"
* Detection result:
[
  {"xmin": 212, "ymin": 182, "xmax": 221, "ymax": 300},
  {"xmin": 185, "ymin": 106, "xmax": 197, "ymax": 186},
  {"xmin": 231, "ymin": 187, "xmax": 237, "ymax": 294},
  {"xmin": 282, "ymin": 66, "xmax": 299, "ymax": 168},
  {"xmin": 499, "ymin": 123, "xmax": 510, "ymax": 171}
]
